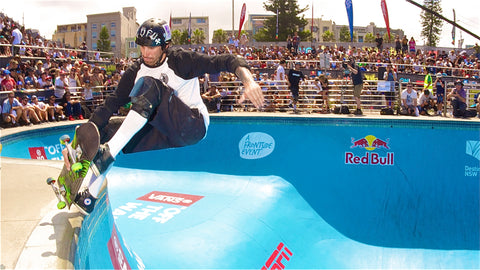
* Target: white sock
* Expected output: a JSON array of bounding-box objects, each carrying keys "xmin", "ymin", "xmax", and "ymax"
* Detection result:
[
  {"xmin": 88, "ymin": 174, "xmax": 105, "ymax": 198},
  {"xmin": 107, "ymin": 110, "xmax": 147, "ymax": 157}
]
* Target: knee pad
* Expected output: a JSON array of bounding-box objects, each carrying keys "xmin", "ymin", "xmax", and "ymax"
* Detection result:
[{"xmin": 130, "ymin": 76, "xmax": 164, "ymax": 119}]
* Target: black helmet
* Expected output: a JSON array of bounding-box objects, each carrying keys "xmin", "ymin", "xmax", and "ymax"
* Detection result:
[{"xmin": 135, "ymin": 18, "xmax": 171, "ymax": 47}]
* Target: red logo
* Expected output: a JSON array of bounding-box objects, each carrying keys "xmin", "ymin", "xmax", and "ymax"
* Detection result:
[
  {"xmin": 347, "ymin": 135, "xmax": 394, "ymax": 166},
  {"xmin": 107, "ymin": 225, "xmax": 131, "ymax": 270},
  {"xmin": 137, "ymin": 191, "xmax": 204, "ymax": 207},
  {"xmin": 351, "ymin": 135, "xmax": 390, "ymax": 150},
  {"xmin": 28, "ymin": 147, "xmax": 47, "ymax": 160},
  {"xmin": 261, "ymin": 242, "xmax": 293, "ymax": 270}
]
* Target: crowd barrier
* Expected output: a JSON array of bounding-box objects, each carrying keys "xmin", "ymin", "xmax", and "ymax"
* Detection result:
[{"xmin": 1, "ymin": 80, "xmax": 479, "ymax": 117}]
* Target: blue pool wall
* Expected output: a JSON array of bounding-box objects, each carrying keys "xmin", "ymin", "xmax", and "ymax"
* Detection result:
[
  {"xmin": 113, "ymin": 117, "xmax": 480, "ymax": 250},
  {"xmin": 1, "ymin": 116, "xmax": 479, "ymax": 264}
]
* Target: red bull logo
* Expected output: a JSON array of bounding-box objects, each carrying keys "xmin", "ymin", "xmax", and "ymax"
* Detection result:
[
  {"xmin": 346, "ymin": 135, "xmax": 394, "ymax": 166},
  {"xmin": 351, "ymin": 135, "xmax": 389, "ymax": 150}
]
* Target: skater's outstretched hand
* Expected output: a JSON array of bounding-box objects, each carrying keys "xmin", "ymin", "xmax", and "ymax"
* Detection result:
[{"xmin": 235, "ymin": 66, "xmax": 264, "ymax": 109}]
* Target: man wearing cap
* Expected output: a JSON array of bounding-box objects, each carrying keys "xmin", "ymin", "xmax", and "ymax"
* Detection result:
[
  {"xmin": 2, "ymin": 91, "xmax": 22, "ymax": 127},
  {"xmin": 447, "ymin": 80, "xmax": 467, "ymax": 117},
  {"xmin": 1, "ymin": 70, "xmax": 16, "ymax": 91},
  {"xmin": 287, "ymin": 62, "xmax": 305, "ymax": 113}
]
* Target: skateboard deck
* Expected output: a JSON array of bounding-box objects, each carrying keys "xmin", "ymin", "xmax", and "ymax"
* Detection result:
[{"xmin": 47, "ymin": 122, "xmax": 100, "ymax": 211}]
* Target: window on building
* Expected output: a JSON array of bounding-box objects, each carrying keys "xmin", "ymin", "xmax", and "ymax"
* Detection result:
[
  {"xmin": 197, "ymin": 18, "xmax": 206, "ymax": 24},
  {"xmin": 92, "ymin": 32, "xmax": 97, "ymax": 39},
  {"xmin": 111, "ymin": 41, "xmax": 116, "ymax": 48},
  {"xmin": 323, "ymin": 26, "xmax": 329, "ymax": 33},
  {"xmin": 101, "ymin": 23, "xmax": 105, "ymax": 29},
  {"xmin": 92, "ymin": 43, "xmax": 97, "ymax": 50},
  {"xmin": 111, "ymin": 30, "xmax": 116, "ymax": 37},
  {"xmin": 111, "ymin": 22, "xmax": 116, "ymax": 28},
  {"xmin": 172, "ymin": 19, "xmax": 182, "ymax": 25},
  {"xmin": 129, "ymin": 41, "xmax": 137, "ymax": 48},
  {"xmin": 92, "ymin": 24, "xmax": 97, "ymax": 29}
]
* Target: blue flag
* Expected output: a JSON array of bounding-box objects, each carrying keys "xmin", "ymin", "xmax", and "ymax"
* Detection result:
[{"xmin": 345, "ymin": 0, "xmax": 354, "ymax": 42}]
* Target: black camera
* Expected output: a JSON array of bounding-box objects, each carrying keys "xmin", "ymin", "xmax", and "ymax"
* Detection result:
[{"xmin": 342, "ymin": 61, "xmax": 349, "ymax": 69}]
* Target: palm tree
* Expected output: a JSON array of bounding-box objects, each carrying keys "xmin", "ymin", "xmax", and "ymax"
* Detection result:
[{"xmin": 192, "ymin": 29, "xmax": 206, "ymax": 44}]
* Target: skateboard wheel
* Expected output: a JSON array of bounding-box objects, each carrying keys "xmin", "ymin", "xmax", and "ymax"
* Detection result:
[
  {"xmin": 60, "ymin": 134, "xmax": 71, "ymax": 145},
  {"xmin": 57, "ymin": 201, "xmax": 67, "ymax": 209},
  {"xmin": 72, "ymin": 162, "xmax": 83, "ymax": 172},
  {"xmin": 46, "ymin": 177, "xmax": 56, "ymax": 185}
]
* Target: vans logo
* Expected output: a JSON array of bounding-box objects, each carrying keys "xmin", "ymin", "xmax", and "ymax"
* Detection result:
[{"xmin": 137, "ymin": 191, "xmax": 203, "ymax": 207}]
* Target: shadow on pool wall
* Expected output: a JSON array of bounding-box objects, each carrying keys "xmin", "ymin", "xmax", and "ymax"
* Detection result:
[{"xmin": 115, "ymin": 117, "xmax": 480, "ymax": 251}]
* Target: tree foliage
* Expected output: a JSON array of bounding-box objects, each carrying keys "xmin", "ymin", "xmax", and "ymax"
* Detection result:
[
  {"xmin": 339, "ymin": 26, "xmax": 357, "ymax": 42},
  {"xmin": 254, "ymin": 0, "xmax": 310, "ymax": 42},
  {"xmin": 97, "ymin": 26, "xmax": 111, "ymax": 52},
  {"xmin": 212, "ymin": 29, "xmax": 228, "ymax": 44},
  {"xmin": 364, "ymin": 32, "xmax": 376, "ymax": 43},
  {"xmin": 322, "ymin": 30, "xmax": 335, "ymax": 42},
  {"xmin": 171, "ymin": 29, "xmax": 183, "ymax": 45},
  {"xmin": 192, "ymin": 29, "xmax": 206, "ymax": 44},
  {"xmin": 420, "ymin": 0, "xmax": 443, "ymax": 47}
]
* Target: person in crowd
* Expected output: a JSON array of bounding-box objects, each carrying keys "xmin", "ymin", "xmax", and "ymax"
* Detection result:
[
  {"xmin": 2, "ymin": 91, "xmax": 22, "ymax": 127},
  {"xmin": 54, "ymin": 70, "xmax": 69, "ymax": 99},
  {"xmin": 401, "ymin": 82, "xmax": 419, "ymax": 116},
  {"xmin": 30, "ymin": 95, "xmax": 49, "ymax": 122},
  {"xmin": 401, "ymin": 36, "xmax": 408, "ymax": 53},
  {"xmin": 434, "ymin": 73, "xmax": 445, "ymax": 115},
  {"xmin": 202, "ymin": 85, "xmax": 222, "ymax": 113},
  {"xmin": 383, "ymin": 64, "xmax": 397, "ymax": 108},
  {"xmin": 409, "ymin": 37, "xmax": 416, "ymax": 56},
  {"xmin": 447, "ymin": 80, "xmax": 467, "ymax": 118},
  {"xmin": 46, "ymin": 95, "xmax": 65, "ymax": 121},
  {"xmin": 10, "ymin": 25, "xmax": 23, "ymax": 56},
  {"xmin": 59, "ymin": 90, "xmax": 84, "ymax": 121},
  {"xmin": 287, "ymin": 62, "xmax": 305, "ymax": 113},
  {"xmin": 346, "ymin": 58, "xmax": 364, "ymax": 115},
  {"xmin": 18, "ymin": 95, "xmax": 40, "ymax": 125},
  {"xmin": 275, "ymin": 59, "xmax": 286, "ymax": 91},
  {"xmin": 375, "ymin": 33, "xmax": 383, "ymax": 51},
  {"xmin": 24, "ymin": 68, "xmax": 38, "ymax": 89},
  {"xmin": 1, "ymin": 70, "xmax": 16, "ymax": 91},
  {"xmin": 417, "ymin": 89, "xmax": 436, "ymax": 115}
]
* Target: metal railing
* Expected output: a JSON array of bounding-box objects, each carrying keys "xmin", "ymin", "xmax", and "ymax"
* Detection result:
[{"xmin": 1, "ymin": 78, "xmax": 479, "ymax": 117}]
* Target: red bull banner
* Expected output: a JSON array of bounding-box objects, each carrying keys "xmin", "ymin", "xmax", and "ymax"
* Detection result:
[
  {"xmin": 238, "ymin": 3, "xmax": 247, "ymax": 39},
  {"xmin": 346, "ymin": 135, "xmax": 394, "ymax": 165},
  {"xmin": 381, "ymin": 0, "xmax": 391, "ymax": 41}
]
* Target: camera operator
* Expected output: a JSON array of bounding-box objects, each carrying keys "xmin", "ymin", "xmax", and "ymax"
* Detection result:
[
  {"xmin": 344, "ymin": 58, "xmax": 363, "ymax": 115},
  {"xmin": 447, "ymin": 80, "xmax": 467, "ymax": 117}
]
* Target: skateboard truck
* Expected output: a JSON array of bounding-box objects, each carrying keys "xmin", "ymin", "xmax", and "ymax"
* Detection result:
[{"xmin": 46, "ymin": 177, "xmax": 67, "ymax": 209}]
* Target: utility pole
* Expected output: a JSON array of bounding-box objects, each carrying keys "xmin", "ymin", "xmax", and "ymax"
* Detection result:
[{"xmin": 232, "ymin": 0, "xmax": 235, "ymax": 37}]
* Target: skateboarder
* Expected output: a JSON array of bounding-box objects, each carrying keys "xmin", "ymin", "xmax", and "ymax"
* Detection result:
[{"xmin": 64, "ymin": 18, "xmax": 264, "ymax": 213}]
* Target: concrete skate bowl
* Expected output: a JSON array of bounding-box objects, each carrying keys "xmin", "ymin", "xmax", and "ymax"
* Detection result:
[{"xmin": 2, "ymin": 116, "xmax": 479, "ymax": 269}]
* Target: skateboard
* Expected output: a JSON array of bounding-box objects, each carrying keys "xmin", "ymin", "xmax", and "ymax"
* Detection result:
[{"xmin": 46, "ymin": 122, "xmax": 100, "ymax": 211}]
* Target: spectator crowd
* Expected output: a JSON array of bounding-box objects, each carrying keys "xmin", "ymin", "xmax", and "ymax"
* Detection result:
[{"xmin": 1, "ymin": 12, "xmax": 480, "ymax": 129}]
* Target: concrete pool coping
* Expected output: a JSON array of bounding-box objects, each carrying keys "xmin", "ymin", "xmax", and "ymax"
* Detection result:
[{"xmin": 1, "ymin": 112, "xmax": 478, "ymax": 269}]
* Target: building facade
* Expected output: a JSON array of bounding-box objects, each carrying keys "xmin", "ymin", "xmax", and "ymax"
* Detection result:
[
  {"xmin": 170, "ymin": 16, "xmax": 209, "ymax": 44},
  {"xmin": 52, "ymin": 23, "xmax": 87, "ymax": 49},
  {"xmin": 86, "ymin": 7, "xmax": 138, "ymax": 58}
]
